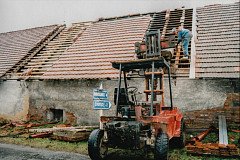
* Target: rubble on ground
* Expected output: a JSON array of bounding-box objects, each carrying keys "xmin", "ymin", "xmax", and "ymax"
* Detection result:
[
  {"xmin": 0, "ymin": 117, "xmax": 98, "ymax": 142},
  {"xmin": 185, "ymin": 118, "xmax": 240, "ymax": 157},
  {"xmin": 0, "ymin": 117, "xmax": 9, "ymax": 126}
]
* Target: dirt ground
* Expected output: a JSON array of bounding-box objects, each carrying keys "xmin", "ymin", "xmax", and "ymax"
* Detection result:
[{"xmin": 0, "ymin": 118, "xmax": 239, "ymax": 160}]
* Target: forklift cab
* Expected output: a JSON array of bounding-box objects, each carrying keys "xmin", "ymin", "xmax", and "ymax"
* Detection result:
[{"xmin": 113, "ymin": 86, "xmax": 138, "ymax": 118}]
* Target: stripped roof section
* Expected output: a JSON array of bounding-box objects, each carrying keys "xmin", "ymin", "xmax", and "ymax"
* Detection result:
[
  {"xmin": 8, "ymin": 22, "xmax": 92, "ymax": 80},
  {"xmin": 195, "ymin": 2, "xmax": 240, "ymax": 78},
  {"xmin": 0, "ymin": 25, "xmax": 58, "ymax": 77},
  {"xmin": 147, "ymin": 8, "xmax": 193, "ymax": 78},
  {"xmin": 42, "ymin": 15, "xmax": 151, "ymax": 79}
]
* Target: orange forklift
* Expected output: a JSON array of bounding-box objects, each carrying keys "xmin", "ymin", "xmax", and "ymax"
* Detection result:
[{"xmin": 88, "ymin": 30, "xmax": 185, "ymax": 160}]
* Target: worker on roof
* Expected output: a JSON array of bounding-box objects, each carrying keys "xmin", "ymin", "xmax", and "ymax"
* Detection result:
[{"xmin": 172, "ymin": 26, "xmax": 193, "ymax": 60}]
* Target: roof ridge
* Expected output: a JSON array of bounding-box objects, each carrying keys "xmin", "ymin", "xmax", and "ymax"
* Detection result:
[
  {"xmin": 97, "ymin": 13, "xmax": 154, "ymax": 22},
  {"xmin": 70, "ymin": 8, "xmax": 193, "ymax": 25},
  {"xmin": 198, "ymin": 2, "xmax": 239, "ymax": 9}
]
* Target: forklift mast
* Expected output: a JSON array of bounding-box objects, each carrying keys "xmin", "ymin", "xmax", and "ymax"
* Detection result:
[
  {"xmin": 113, "ymin": 29, "xmax": 174, "ymax": 118},
  {"xmin": 145, "ymin": 30, "xmax": 161, "ymax": 58}
]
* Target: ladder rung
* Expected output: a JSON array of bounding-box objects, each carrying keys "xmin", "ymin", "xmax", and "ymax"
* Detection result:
[
  {"xmin": 145, "ymin": 72, "xmax": 164, "ymax": 76},
  {"xmin": 144, "ymin": 90, "xmax": 163, "ymax": 94}
]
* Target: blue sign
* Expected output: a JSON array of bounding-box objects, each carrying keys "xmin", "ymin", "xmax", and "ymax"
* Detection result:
[
  {"xmin": 93, "ymin": 89, "xmax": 108, "ymax": 100},
  {"xmin": 93, "ymin": 100, "xmax": 111, "ymax": 110}
]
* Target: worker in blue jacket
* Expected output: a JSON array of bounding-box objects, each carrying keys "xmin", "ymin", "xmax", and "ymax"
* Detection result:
[{"xmin": 172, "ymin": 26, "xmax": 193, "ymax": 60}]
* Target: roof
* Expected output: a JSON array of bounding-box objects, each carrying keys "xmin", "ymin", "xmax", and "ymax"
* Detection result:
[
  {"xmin": 6, "ymin": 22, "xmax": 92, "ymax": 80},
  {"xmin": 42, "ymin": 8, "xmax": 193, "ymax": 79},
  {"xmin": 0, "ymin": 25, "xmax": 58, "ymax": 77},
  {"xmin": 1, "ymin": 3, "xmax": 239, "ymax": 80},
  {"xmin": 42, "ymin": 15, "xmax": 151, "ymax": 79},
  {"xmin": 195, "ymin": 2, "xmax": 240, "ymax": 78}
]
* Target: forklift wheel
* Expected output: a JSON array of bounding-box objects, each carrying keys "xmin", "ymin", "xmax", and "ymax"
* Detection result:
[
  {"xmin": 155, "ymin": 132, "xmax": 169, "ymax": 160},
  {"xmin": 179, "ymin": 120, "xmax": 186, "ymax": 147},
  {"xmin": 88, "ymin": 129, "xmax": 108, "ymax": 160},
  {"xmin": 175, "ymin": 119, "xmax": 186, "ymax": 148}
]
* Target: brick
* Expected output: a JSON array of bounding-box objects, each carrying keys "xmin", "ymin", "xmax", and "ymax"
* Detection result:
[{"xmin": 219, "ymin": 144, "xmax": 227, "ymax": 149}]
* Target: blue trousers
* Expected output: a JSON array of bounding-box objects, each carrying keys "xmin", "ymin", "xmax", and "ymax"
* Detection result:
[
  {"xmin": 182, "ymin": 37, "xmax": 191, "ymax": 56},
  {"xmin": 182, "ymin": 34, "xmax": 192, "ymax": 56}
]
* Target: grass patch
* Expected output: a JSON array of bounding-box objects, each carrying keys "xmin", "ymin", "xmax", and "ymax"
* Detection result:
[
  {"xmin": 202, "ymin": 131, "xmax": 219, "ymax": 143},
  {"xmin": 0, "ymin": 137, "xmax": 88, "ymax": 155}
]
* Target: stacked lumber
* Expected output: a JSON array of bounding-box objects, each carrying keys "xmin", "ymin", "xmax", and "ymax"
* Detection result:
[
  {"xmin": 186, "ymin": 143, "xmax": 239, "ymax": 157},
  {"xmin": 51, "ymin": 129, "xmax": 91, "ymax": 142},
  {"xmin": 29, "ymin": 126, "xmax": 98, "ymax": 142},
  {"xmin": 185, "ymin": 105, "xmax": 240, "ymax": 130}
]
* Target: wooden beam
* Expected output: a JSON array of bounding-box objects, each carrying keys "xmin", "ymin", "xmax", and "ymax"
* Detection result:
[{"xmin": 189, "ymin": 0, "xmax": 197, "ymax": 78}]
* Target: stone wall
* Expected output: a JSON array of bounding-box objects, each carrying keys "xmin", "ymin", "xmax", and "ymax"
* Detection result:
[
  {"xmin": 164, "ymin": 78, "xmax": 239, "ymax": 111},
  {"xmin": 0, "ymin": 78, "xmax": 239, "ymax": 125},
  {"xmin": 0, "ymin": 81, "xmax": 29, "ymax": 121},
  {"xmin": 27, "ymin": 79, "xmax": 117, "ymax": 125}
]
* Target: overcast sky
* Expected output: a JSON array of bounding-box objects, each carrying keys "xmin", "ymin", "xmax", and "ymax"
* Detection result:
[{"xmin": 0, "ymin": 0, "xmax": 238, "ymax": 33}]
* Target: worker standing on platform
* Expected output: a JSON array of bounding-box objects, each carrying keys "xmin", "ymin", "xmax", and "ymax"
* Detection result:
[{"xmin": 172, "ymin": 26, "xmax": 192, "ymax": 60}]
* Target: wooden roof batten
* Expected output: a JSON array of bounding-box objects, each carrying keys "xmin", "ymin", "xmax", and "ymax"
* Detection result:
[
  {"xmin": 1, "ymin": 25, "xmax": 66, "ymax": 80},
  {"xmin": 1, "ymin": 22, "xmax": 93, "ymax": 81}
]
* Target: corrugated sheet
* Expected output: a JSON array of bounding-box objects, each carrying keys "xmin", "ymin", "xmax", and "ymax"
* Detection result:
[
  {"xmin": 195, "ymin": 2, "xmax": 240, "ymax": 78},
  {"xmin": 0, "ymin": 25, "xmax": 58, "ymax": 77},
  {"xmin": 42, "ymin": 16, "xmax": 151, "ymax": 79}
]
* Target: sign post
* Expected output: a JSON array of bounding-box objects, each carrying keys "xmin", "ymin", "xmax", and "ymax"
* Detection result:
[
  {"xmin": 98, "ymin": 83, "xmax": 103, "ymax": 129},
  {"xmin": 93, "ymin": 82, "xmax": 111, "ymax": 129}
]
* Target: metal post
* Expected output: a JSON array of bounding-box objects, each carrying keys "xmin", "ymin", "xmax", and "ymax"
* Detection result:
[
  {"xmin": 150, "ymin": 61, "xmax": 155, "ymax": 116},
  {"xmin": 148, "ymin": 36, "xmax": 151, "ymax": 55},
  {"xmin": 168, "ymin": 67, "xmax": 173, "ymax": 110},
  {"xmin": 116, "ymin": 64, "xmax": 122, "ymax": 116},
  {"xmin": 123, "ymin": 71, "xmax": 128, "ymax": 93},
  {"xmin": 123, "ymin": 71, "xmax": 129, "ymax": 103},
  {"xmin": 158, "ymin": 29, "xmax": 161, "ymax": 56},
  {"xmin": 99, "ymin": 82, "xmax": 103, "ymax": 129},
  {"xmin": 154, "ymin": 35, "xmax": 157, "ymax": 54}
]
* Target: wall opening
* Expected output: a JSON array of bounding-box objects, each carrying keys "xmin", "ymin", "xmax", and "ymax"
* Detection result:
[{"xmin": 47, "ymin": 109, "xmax": 63, "ymax": 122}]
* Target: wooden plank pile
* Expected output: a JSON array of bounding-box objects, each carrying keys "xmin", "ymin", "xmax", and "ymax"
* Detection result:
[
  {"xmin": 0, "ymin": 118, "xmax": 97, "ymax": 142},
  {"xmin": 186, "ymin": 142, "xmax": 239, "ymax": 157},
  {"xmin": 29, "ymin": 125, "xmax": 98, "ymax": 142},
  {"xmin": 51, "ymin": 129, "xmax": 90, "ymax": 142},
  {"xmin": 186, "ymin": 115, "xmax": 240, "ymax": 157},
  {"xmin": 185, "ymin": 105, "xmax": 240, "ymax": 130}
]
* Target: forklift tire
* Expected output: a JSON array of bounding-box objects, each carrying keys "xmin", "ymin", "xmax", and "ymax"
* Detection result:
[
  {"xmin": 88, "ymin": 129, "xmax": 108, "ymax": 160},
  {"xmin": 175, "ymin": 119, "xmax": 186, "ymax": 148},
  {"xmin": 155, "ymin": 132, "xmax": 169, "ymax": 160}
]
